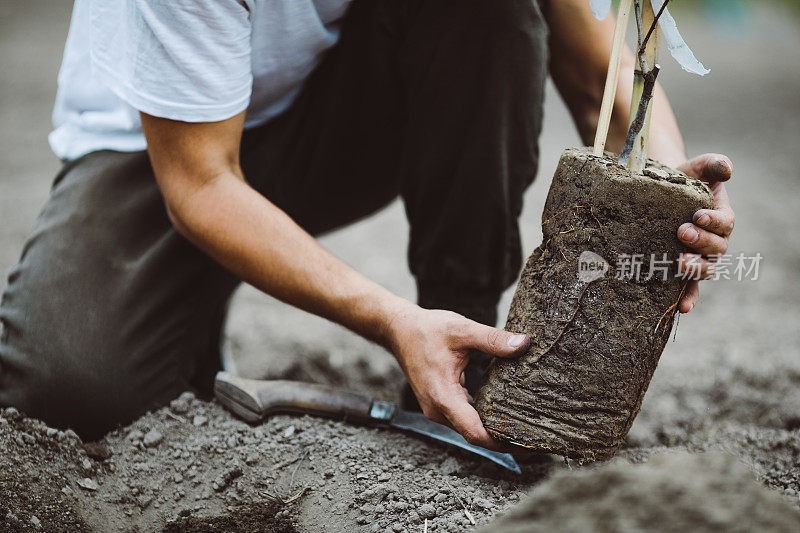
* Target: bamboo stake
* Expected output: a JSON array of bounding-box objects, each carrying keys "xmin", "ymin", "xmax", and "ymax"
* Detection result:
[
  {"xmin": 624, "ymin": 1, "xmax": 663, "ymax": 172},
  {"xmin": 592, "ymin": 0, "xmax": 634, "ymax": 157}
]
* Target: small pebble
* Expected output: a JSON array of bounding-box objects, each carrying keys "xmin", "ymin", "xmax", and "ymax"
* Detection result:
[
  {"xmin": 474, "ymin": 497, "xmax": 493, "ymax": 510},
  {"xmin": 143, "ymin": 429, "xmax": 164, "ymax": 448},
  {"xmin": 418, "ymin": 503, "xmax": 437, "ymax": 519},
  {"xmin": 64, "ymin": 429, "xmax": 81, "ymax": 443},
  {"xmin": 77, "ymin": 478, "xmax": 99, "ymax": 491},
  {"xmin": 169, "ymin": 392, "xmax": 194, "ymax": 414},
  {"xmin": 193, "ymin": 415, "xmax": 208, "ymax": 427},
  {"xmin": 83, "ymin": 441, "xmax": 112, "ymax": 461},
  {"xmin": 439, "ymin": 456, "xmax": 460, "ymax": 476},
  {"xmin": 213, "ymin": 466, "xmax": 243, "ymax": 492},
  {"xmin": 137, "ymin": 495, "xmax": 154, "ymax": 509}
]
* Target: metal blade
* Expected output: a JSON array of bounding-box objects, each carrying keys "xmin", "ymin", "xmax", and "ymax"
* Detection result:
[{"xmin": 389, "ymin": 409, "xmax": 521, "ymax": 474}]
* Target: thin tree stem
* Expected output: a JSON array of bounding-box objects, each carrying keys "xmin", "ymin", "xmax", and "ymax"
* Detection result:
[
  {"xmin": 634, "ymin": 1, "xmax": 646, "ymax": 67},
  {"xmin": 638, "ymin": 0, "xmax": 671, "ymax": 60},
  {"xmin": 619, "ymin": 65, "xmax": 660, "ymax": 166}
]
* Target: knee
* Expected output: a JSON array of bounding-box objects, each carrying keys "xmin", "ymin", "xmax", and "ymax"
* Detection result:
[{"xmin": 2, "ymin": 353, "xmax": 144, "ymax": 441}]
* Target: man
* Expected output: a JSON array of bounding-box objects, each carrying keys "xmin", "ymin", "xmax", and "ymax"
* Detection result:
[{"xmin": 0, "ymin": 0, "xmax": 734, "ymax": 447}]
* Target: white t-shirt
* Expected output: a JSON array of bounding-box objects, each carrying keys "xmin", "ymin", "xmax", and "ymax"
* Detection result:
[{"xmin": 49, "ymin": 0, "xmax": 351, "ymax": 160}]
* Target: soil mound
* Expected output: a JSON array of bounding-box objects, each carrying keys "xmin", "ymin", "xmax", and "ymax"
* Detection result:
[{"xmin": 481, "ymin": 452, "xmax": 800, "ymax": 532}]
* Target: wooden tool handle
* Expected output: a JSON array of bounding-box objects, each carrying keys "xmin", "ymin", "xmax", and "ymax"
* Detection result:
[{"xmin": 214, "ymin": 372, "xmax": 376, "ymax": 424}]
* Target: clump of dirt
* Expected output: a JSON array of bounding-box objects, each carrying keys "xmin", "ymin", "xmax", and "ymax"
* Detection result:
[
  {"xmin": 0, "ymin": 407, "xmax": 91, "ymax": 532},
  {"xmin": 476, "ymin": 147, "xmax": 714, "ymax": 461},
  {"xmin": 163, "ymin": 500, "xmax": 295, "ymax": 533},
  {"xmin": 481, "ymin": 451, "xmax": 800, "ymax": 532}
]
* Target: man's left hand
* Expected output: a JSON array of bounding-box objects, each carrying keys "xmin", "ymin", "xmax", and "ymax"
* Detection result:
[{"xmin": 674, "ymin": 153, "xmax": 735, "ymax": 313}]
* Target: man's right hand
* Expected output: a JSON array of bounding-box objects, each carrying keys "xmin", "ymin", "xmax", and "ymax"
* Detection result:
[{"xmin": 386, "ymin": 306, "xmax": 530, "ymax": 450}]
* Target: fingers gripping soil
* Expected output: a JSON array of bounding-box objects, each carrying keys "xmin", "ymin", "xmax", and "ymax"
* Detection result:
[
  {"xmin": 693, "ymin": 208, "xmax": 735, "ymax": 237},
  {"xmin": 678, "ymin": 153, "xmax": 732, "ymax": 183},
  {"xmin": 679, "ymin": 223, "xmax": 729, "ymax": 256}
]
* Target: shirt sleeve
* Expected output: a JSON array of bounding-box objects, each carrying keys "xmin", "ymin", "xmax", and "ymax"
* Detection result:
[{"xmin": 89, "ymin": 0, "xmax": 254, "ymax": 123}]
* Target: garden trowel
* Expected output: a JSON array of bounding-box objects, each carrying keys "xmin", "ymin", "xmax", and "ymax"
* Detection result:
[{"xmin": 214, "ymin": 371, "xmax": 521, "ymax": 474}]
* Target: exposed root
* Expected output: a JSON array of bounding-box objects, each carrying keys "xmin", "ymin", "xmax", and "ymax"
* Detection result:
[
  {"xmin": 589, "ymin": 207, "xmax": 606, "ymax": 241},
  {"xmin": 672, "ymin": 310, "xmax": 681, "ymax": 342},
  {"xmin": 655, "ymin": 280, "xmax": 688, "ymax": 333},
  {"xmin": 271, "ymin": 455, "xmax": 302, "ymax": 471},
  {"xmin": 282, "ymin": 487, "xmax": 308, "ymax": 505},
  {"xmin": 535, "ymin": 280, "xmax": 598, "ymax": 362},
  {"xmin": 289, "ymin": 448, "xmax": 310, "ymax": 490},
  {"xmin": 542, "ymin": 205, "xmax": 586, "ymax": 226}
]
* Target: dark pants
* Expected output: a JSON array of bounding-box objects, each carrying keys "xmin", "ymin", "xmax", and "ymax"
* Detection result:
[{"xmin": 0, "ymin": 0, "xmax": 547, "ymax": 440}]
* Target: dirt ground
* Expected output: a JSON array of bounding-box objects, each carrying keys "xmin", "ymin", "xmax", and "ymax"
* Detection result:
[{"xmin": 2, "ymin": 1, "xmax": 800, "ymax": 532}]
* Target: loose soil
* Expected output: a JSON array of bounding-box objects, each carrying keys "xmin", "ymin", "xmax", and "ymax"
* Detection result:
[
  {"xmin": 3, "ymin": 383, "xmax": 800, "ymax": 532},
  {"xmin": 480, "ymin": 452, "xmax": 800, "ymax": 532},
  {"xmin": 1, "ymin": 390, "xmax": 549, "ymax": 533},
  {"xmin": 476, "ymin": 148, "xmax": 714, "ymax": 461}
]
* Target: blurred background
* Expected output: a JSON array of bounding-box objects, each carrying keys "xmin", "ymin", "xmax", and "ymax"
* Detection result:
[{"xmin": 1, "ymin": 0, "xmax": 799, "ymax": 445}]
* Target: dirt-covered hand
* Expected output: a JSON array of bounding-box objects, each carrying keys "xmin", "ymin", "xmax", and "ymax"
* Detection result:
[
  {"xmin": 675, "ymin": 153, "xmax": 735, "ymax": 312},
  {"xmin": 386, "ymin": 306, "xmax": 530, "ymax": 450}
]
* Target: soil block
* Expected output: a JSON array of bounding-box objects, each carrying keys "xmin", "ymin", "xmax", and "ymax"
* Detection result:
[{"xmin": 474, "ymin": 147, "xmax": 714, "ymax": 461}]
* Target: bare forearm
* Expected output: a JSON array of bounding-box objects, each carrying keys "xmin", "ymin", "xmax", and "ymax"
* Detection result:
[
  {"xmin": 139, "ymin": 111, "xmax": 542, "ymax": 448},
  {"xmin": 169, "ymin": 173, "xmax": 412, "ymax": 347}
]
